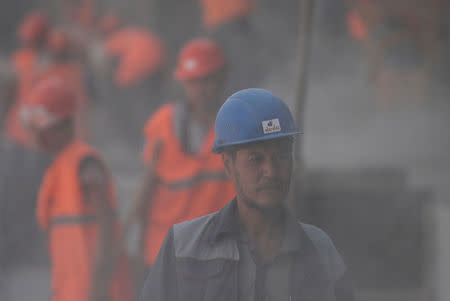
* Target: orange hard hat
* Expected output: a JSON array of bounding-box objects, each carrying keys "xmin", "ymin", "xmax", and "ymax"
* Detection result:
[
  {"xmin": 17, "ymin": 11, "xmax": 49, "ymax": 45},
  {"xmin": 98, "ymin": 13, "xmax": 122, "ymax": 35},
  {"xmin": 21, "ymin": 77, "xmax": 77, "ymax": 129},
  {"xmin": 174, "ymin": 38, "xmax": 226, "ymax": 81},
  {"xmin": 106, "ymin": 27, "xmax": 166, "ymax": 87},
  {"xmin": 47, "ymin": 28, "xmax": 71, "ymax": 56}
]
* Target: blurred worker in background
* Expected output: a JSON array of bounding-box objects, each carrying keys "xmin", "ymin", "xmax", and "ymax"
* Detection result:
[
  {"xmin": 347, "ymin": 0, "xmax": 439, "ymax": 109},
  {"xmin": 199, "ymin": 0, "xmax": 262, "ymax": 94},
  {"xmin": 21, "ymin": 77, "xmax": 133, "ymax": 301},
  {"xmin": 140, "ymin": 88, "xmax": 355, "ymax": 301},
  {"xmin": 368, "ymin": 1, "xmax": 432, "ymax": 109},
  {"xmin": 0, "ymin": 12, "xmax": 53, "ymax": 300},
  {"xmin": 85, "ymin": 12, "xmax": 123, "ymax": 83},
  {"xmin": 103, "ymin": 26, "xmax": 167, "ymax": 146},
  {"xmin": 5, "ymin": 10, "xmax": 50, "ymax": 147},
  {"xmin": 125, "ymin": 38, "xmax": 235, "ymax": 287},
  {"xmin": 37, "ymin": 27, "xmax": 90, "ymax": 139},
  {"xmin": 199, "ymin": 0, "xmax": 254, "ymax": 33}
]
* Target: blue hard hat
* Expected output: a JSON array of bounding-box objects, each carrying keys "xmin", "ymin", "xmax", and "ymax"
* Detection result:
[{"xmin": 212, "ymin": 88, "xmax": 302, "ymax": 154}]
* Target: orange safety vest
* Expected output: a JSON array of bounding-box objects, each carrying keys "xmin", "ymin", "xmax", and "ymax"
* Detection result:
[
  {"xmin": 37, "ymin": 140, "xmax": 132, "ymax": 301},
  {"xmin": 142, "ymin": 104, "xmax": 236, "ymax": 265},
  {"xmin": 200, "ymin": 0, "xmax": 254, "ymax": 30},
  {"xmin": 6, "ymin": 48, "xmax": 38, "ymax": 146}
]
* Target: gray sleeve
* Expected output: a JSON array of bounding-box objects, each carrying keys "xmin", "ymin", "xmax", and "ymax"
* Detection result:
[
  {"xmin": 301, "ymin": 223, "xmax": 355, "ymax": 301},
  {"xmin": 139, "ymin": 227, "xmax": 179, "ymax": 301}
]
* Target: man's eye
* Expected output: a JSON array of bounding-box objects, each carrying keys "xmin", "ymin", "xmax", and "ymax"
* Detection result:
[{"xmin": 248, "ymin": 155, "xmax": 262, "ymax": 163}]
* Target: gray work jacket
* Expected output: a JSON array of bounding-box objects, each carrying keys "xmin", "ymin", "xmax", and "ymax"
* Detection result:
[{"xmin": 139, "ymin": 199, "xmax": 355, "ymax": 301}]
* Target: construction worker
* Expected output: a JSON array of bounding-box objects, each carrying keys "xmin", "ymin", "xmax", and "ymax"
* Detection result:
[
  {"xmin": 140, "ymin": 88, "xmax": 355, "ymax": 301},
  {"xmin": 6, "ymin": 10, "xmax": 50, "ymax": 147},
  {"xmin": 103, "ymin": 26, "xmax": 167, "ymax": 145},
  {"xmin": 37, "ymin": 27, "xmax": 91, "ymax": 139},
  {"xmin": 126, "ymin": 38, "xmax": 235, "ymax": 283},
  {"xmin": 367, "ymin": 1, "xmax": 431, "ymax": 108},
  {"xmin": 198, "ymin": 0, "xmax": 262, "ymax": 94},
  {"xmin": 0, "ymin": 13, "xmax": 53, "ymax": 300},
  {"xmin": 21, "ymin": 77, "xmax": 133, "ymax": 301}
]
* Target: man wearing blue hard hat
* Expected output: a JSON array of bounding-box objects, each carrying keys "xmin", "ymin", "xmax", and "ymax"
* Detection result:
[{"xmin": 139, "ymin": 88, "xmax": 355, "ymax": 301}]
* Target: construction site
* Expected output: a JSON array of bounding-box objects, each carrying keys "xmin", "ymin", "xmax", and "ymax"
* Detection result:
[{"xmin": 1, "ymin": 0, "xmax": 449, "ymax": 300}]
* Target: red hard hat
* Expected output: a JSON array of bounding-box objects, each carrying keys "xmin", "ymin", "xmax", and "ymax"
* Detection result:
[
  {"xmin": 106, "ymin": 27, "xmax": 166, "ymax": 87},
  {"xmin": 17, "ymin": 11, "xmax": 49, "ymax": 45},
  {"xmin": 174, "ymin": 38, "xmax": 226, "ymax": 81},
  {"xmin": 21, "ymin": 77, "xmax": 77, "ymax": 129}
]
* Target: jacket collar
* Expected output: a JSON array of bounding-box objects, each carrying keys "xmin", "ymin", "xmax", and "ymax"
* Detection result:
[{"xmin": 208, "ymin": 198, "xmax": 302, "ymax": 253}]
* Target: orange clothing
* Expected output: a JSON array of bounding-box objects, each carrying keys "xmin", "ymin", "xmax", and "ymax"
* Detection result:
[
  {"xmin": 142, "ymin": 104, "xmax": 236, "ymax": 265},
  {"xmin": 37, "ymin": 140, "xmax": 132, "ymax": 301},
  {"xmin": 36, "ymin": 62, "xmax": 88, "ymax": 137},
  {"xmin": 105, "ymin": 27, "xmax": 166, "ymax": 87},
  {"xmin": 6, "ymin": 48, "xmax": 39, "ymax": 146},
  {"xmin": 37, "ymin": 62, "xmax": 87, "ymax": 107},
  {"xmin": 200, "ymin": 0, "xmax": 254, "ymax": 30}
]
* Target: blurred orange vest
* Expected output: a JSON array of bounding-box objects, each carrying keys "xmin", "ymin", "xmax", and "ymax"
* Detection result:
[
  {"xmin": 200, "ymin": 0, "xmax": 254, "ymax": 30},
  {"xmin": 37, "ymin": 140, "xmax": 132, "ymax": 301},
  {"xmin": 6, "ymin": 48, "xmax": 38, "ymax": 146},
  {"xmin": 142, "ymin": 104, "xmax": 235, "ymax": 265}
]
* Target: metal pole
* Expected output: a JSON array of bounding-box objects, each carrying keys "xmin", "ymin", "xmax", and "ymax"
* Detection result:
[{"xmin": 290, "ymin": 0, "xmax": 315, "ymax": 218}]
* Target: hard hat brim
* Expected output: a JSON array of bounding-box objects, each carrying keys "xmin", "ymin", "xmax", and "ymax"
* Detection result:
[{"xmin": 212, "ymin": 130, "xmax": 303, "ymax": 154}]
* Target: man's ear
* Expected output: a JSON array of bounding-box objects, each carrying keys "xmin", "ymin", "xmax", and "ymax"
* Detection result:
[{"xmin": 222, "ymin": 153, "xmax": 232, "ymax": 178}]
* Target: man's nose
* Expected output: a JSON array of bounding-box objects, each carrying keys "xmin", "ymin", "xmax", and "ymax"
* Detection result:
[{"xmin": 261, "ymin": 158, "xmax": 278, "ymax": 178}]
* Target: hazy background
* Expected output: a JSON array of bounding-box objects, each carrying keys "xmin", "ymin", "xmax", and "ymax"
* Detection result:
[{"xmin": 1, "ymin": 0, "xmax": 449, "ymax": 300}]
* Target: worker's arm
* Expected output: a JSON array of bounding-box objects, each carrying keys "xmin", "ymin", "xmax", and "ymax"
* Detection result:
[
  {"xmin": 79, "ymin": 156, "xmax": 115, "ymax": 301},
  {"xmin": 139, "ymin": 227, "xmax": 178, "ymax": 301},
  {"xmin": 120, "ymin": 140, "xmax": 162, "ymax": 280}
]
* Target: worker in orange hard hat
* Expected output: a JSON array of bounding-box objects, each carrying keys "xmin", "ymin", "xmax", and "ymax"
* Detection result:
[
  {"xmin": 123, "ymin": 38, "xmax": 235, "ymax": 288},
  {"xmin": 0, "ymin": 14, "xmax": 53, "ymax": 299},
  {"xmin": 37, "ymin": 27, "xmax": 90, "ymax": 139},
  {"xmin": 101, "ymin": 26, "xmax": 167, "ymax": 146},
  {"xmin": 21, "ymin": 77, "xmax": 134, "ymax": 301},
  {"xmin": 5, "ymin": 10, "xmax": 51, "ymax": 148}
]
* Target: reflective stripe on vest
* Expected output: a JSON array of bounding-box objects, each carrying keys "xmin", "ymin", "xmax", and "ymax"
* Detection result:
[
  {"xmin": 159, "ymin": 171, "xmax": 228, "ymax": 191},
  {"xmin": 50, "ymin": 214, "xmax": 97, "ymax": 226}
]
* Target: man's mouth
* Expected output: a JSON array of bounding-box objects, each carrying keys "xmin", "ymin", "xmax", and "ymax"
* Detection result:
[{"xmin": 257, "ymin": 185, "xmax": 281, "ymax": 192}]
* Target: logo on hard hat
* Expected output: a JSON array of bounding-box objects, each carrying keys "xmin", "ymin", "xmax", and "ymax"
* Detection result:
[
  {"xmin": 262, "ymin": 119, "xmax": 281, "ymax": 134},
  {"xmin": 184, "ymin": 59, "xmax": 197, "ymax": 71}
]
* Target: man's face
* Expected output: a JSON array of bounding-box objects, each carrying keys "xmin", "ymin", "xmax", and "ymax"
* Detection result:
[
  {"xmin": 223, "ymin": 138, "xmax": 293, "ymax": 214},
  {"xmin": 181, "ymin": 71, "xmax": 225, "ymax": 113},
  {"xmin": 28, "ymin": 119, "xmax": 72, "ymax": 153}
]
